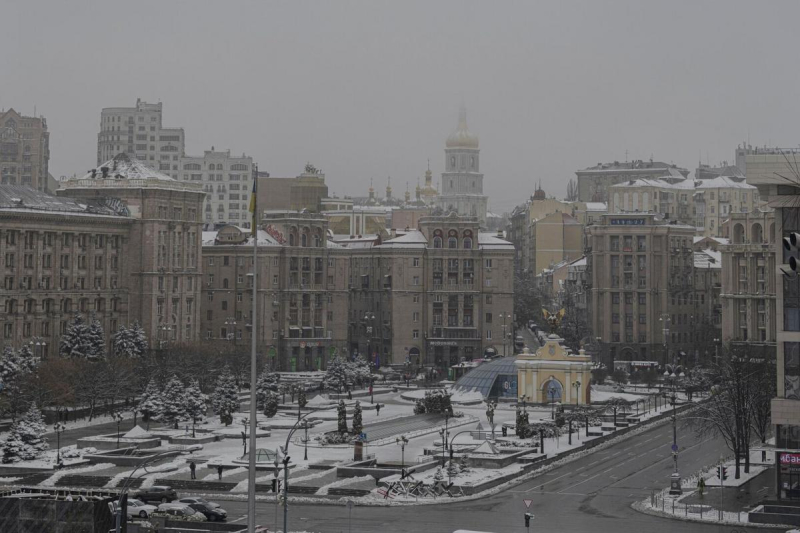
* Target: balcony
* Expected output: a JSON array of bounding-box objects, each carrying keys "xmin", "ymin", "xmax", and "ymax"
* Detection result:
[
  {"xmin": 432, "ymin": 283, "xmax": 479, "ymax": 292},
  {"xmin": 429, "ymin": 326, "xmax": 480, "ymax": 340}
]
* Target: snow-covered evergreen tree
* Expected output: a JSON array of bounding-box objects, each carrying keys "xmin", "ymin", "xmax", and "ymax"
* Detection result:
[
  {"xmin": 349, "ymin": 356, "xmax": 371, "ymax": 386},
  {"xmin": 337, "ymin": 399, "xmax": 348, "ymax": 434},
  {"xmin": 161, "ymin": 375, "xmax": 187, "ymax": 429},
  {"xmin": 351, "ymin": 400, "xmax": 363, "ymax": 436},
  {"xmin": 211, "ymin": 367, "xmax": 239, "ymax": 426},
  {"xmin": 15, "ymin": 346, "xmax": 38, "ymax": 374},
  {"xmin": 184, "ymin": 379, "xmax": 208, "ymax": 437},
  {"xmin": 2, "ymin": 404, "xmax": 48, "ymax": 463},
  {"xmin": 60, "ymin": 314, "xmax": 102, "ymax": 360},
  {"xmin": 138, "ymin": 379, "xmax": 162, "ymax": 430},
  {"xmin": 87, "ymin": 314, "xmax": 106, "ymax": 360},
  {"xmin": 255, "ymin": 368, "xmax": 280, "ymax": 410},
  {"xmin": 111, "ymin": 322, "xmax": 149, "ymax": 358},
  {"xmin": 432, "ymin": 467, "xmax": 444, "ymax": 483},
  {"xmin": 324, "ymin": 357, "xmax": 349, "ymax": 393},
  {"xmin": 297, "ymin": 388, "xmax": 307, "ymax": 408},
  {"xmin": 263, "ymin": 391, "xmax": 279, "ymax": 418},
  {"xmin": 458, "ymin": 455, "xmax": 469, "ymax": 473},
  {"xmin": 0, "ymin": 346, "xmax": 21, "ymax": 385}
]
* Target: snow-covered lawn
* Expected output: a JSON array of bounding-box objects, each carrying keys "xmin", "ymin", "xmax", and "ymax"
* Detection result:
[
  {"xmin": 40, "ymin": 462, "xmax": 114, "ymax": 487},
  {"xmin": 316, "ymin": 474, "xmax": 374, "ymax": 495}
]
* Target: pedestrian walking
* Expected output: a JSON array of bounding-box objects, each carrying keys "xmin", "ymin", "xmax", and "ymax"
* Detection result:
[
  {"xmin": 375, "ymin": 403, "xmax": 381, "ymax": 416},
  {"xmin": 217, "ymin": 465, "xmax": 224, "ymax": 480},
  {"xmin": 189, "ymin": 461, "xmax": 196, "ymax": 480},
  {"xmin": 347, "ymin": 389, "xmax": 352, "ymax": 400}
]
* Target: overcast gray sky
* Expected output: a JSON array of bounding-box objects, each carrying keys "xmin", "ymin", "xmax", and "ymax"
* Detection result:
[{"xmin": 3, "ymin": 0, "xmax": 800, "ymax": 213}]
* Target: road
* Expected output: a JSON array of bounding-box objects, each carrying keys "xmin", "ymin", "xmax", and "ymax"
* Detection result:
[{"xmin": 221, "ymin": 417, "xmax": 762, "ymax": 533}]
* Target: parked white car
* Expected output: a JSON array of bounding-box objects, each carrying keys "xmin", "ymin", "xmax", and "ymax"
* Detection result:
[
  {"xmin": 126, "ymin": 499, "xmax": 158, "ymax": 519},
  {"xmin": 156, "ymin": 503, "xmax": 207, "ymax": 521}
]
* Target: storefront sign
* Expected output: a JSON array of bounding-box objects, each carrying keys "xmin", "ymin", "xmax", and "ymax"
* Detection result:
[
  {"xmin": 780, "ymin": 453, "xmax": 800, "ymax": 467},
  {"xmin": 610, "ymin": 218, "xmax": 646, "ymax": 226},
  {"xmin": 429, "ymin": 341, "xmax": 457, "ymax": 347}
]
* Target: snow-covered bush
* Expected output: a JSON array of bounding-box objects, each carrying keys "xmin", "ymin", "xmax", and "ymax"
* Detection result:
[
  {"xmin": 211, "ymin": 367, "xmax": 239, "ymax": 426},
  {"xmin": 316, "ymin": 432, "xmax": 352, "ymax": 445},
  {"xmin": 111, "ymin": 322, "xmax": 148, "ymax": 358},
  {"xmin": 161, "ymin": 375, "xmax": 187, "ymax": 429},
  {"xmin": 263, "ymin": 392, "xmax": 279, "ymax": 418},
  {"xmin": 138, "ymin": 379, "xmax": 163, "ymax": 429},
  {"xmin": 413, "ymin": 389, "xmax": 454, "ymax": 416},
  {"xmin": 60, "ymin": 314, "xmax": 106, "ymax": 360},
  {"xmin": 351, "ymin": 401, "xmax": 363, "ymax": 436},
  {"xmin": 337, "ymin": 400, "xmax": 348, "ymax": 434}
]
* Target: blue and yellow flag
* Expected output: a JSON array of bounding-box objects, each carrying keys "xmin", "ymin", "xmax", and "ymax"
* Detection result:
[{"xmin": 249, "ymin": 176, "xmax": 257, "ymax": 237}]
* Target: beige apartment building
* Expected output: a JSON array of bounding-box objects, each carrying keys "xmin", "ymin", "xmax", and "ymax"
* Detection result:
[
  {"xmin": 586, "ymin": 213, "xmax": 696, "ymax": 368},
  {"xmin": 718, "ymin": 210, "xmax": 776, "ymax": 354},
  {"xmin": 530, "ymin": 212, "xmax": 583, "ymax": 276},
  {"xmin": 608, "ymin": 175, "xmax": 759, "ymax": 237},
  {"xmin": 200, "ymin": 214, "xmax": 350, "ymax": 371},
  {"xmin": 0, "ymin": 154, "xmax": 205, "ymax": 356},
  {"xmin": 180, "ymin": 148, "xmax": 253, "ymax": 228},
  {"xmin": 97, "ymin": 99, "xmax": 185, "ymax": 179},
  {"xmin": 0, "ymin": 109, "xmax": 50, "ymax": 192},
  {"xmin": 344, "ymin": 214, "xmax": 514, "ymax": 369},
  {"xmin": 742, "ymin": 145, "xmax": 800, "ymax": 501}
]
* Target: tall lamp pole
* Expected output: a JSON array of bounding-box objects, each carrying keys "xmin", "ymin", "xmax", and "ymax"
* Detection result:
[
  {"xmin": 664, "ymin": 363, "xmax": 684, "ymax": 495},
  {"xmin": 572, "ymin": 380, "xmax": 581, "ymax": 406},
  {"xmin": 53, "ymin": 423, "xmax": 65, "ymax": 466},
  {"xmin": 396, "ymin": 435, "xmax": 408, "ymax": 471}
]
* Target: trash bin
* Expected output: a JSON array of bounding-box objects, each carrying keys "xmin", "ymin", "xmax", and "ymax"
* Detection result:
[{"xmin": 502, "ymin": 426, "xmax": 508, "ymax": 437}]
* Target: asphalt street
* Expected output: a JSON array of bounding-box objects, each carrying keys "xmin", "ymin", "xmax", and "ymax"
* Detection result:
[{"xmin": 221, "ymin": 417, "xmax": 762, "ymax": 533}]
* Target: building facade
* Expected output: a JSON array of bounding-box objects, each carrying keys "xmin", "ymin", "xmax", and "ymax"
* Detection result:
[
  {"xmin": 718, "ymin": 210, "xmax": 777, "ymax": 356},
  {"xmin": 0, "ymin": 109, "xmax": 50, "ymax": 192},
  {"xmin": 586, "ymin": 213, "xmax": 696, "ymax": 368},
  {"xmin": 97, "ymin": 99, "xmax": 185, "ymax": 179},
  {"xmin": 436, "ymin": 107, "xmax": 488, "ymax": 226},
  {"xmin": 200, "ymin": 215, "xmax": 350, "ymax": 371},
  {"xmin": 179, "ymin": 148, "xmax": 253, "ymax": 228},
  {"xmin": 58, "ymin": 154, "xmax": 205, "ymax": 348},
  {"xmin": 345, "ymin": 214, "xmax": 514, "ymax": 369},
  {"xmin": 0, "ymin": 154, "xmax": 205, "ymax": 355}
]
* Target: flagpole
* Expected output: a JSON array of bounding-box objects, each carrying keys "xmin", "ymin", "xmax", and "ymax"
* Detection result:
[{"xmin": 247, "ymin": 164, "xmax": 259, "ymax": 532}]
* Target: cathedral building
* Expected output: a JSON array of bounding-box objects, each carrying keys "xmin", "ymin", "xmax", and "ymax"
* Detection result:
[{"xmin": 436, "ymin": 106, "xmax": 488, "ymax": 226}]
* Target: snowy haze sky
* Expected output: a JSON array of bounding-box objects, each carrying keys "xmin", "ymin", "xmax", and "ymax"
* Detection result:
[{"xmin": 3, "ymin": 0, "xmax": 800, "ymax": 213}]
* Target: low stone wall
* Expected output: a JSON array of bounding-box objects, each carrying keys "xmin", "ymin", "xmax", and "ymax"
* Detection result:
[
  {"xmin": 168, "ymin": 434, "xmax": 217, "ymax": 445},
  {"xmin": 337, "ymin": 459, "xmax": 439, "ymax": 481},
  {"xmin": 76, "ymin": 434, "xmax": 160, "ymax": 451}
]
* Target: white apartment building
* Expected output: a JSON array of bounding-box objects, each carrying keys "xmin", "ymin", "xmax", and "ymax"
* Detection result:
[
  {"xmin": 97, "ymin": 99, "xmax": 185, "ymax": 179},
  {"xmin": 180, "ymin": 149, "xmax": 253, "ymax": 229}
]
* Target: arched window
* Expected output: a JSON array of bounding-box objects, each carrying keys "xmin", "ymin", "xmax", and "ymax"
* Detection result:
[
  {"xmin": 542, "ymin": 378, "xmax": 563, "ymax": 402},
  {"xmin": 61, "ymin": 298, "xmax": 71, "ymax": 313},
  {"xmin": 183, "ymin": 163, "xmax": 201, "ymax": 171},
  {"xmin": 289, "ymin": 233, "xmax": 296, "ymax": 246},
  {"xmin": 751, "ymin": 223, "xmax": 763, "ymax": 244},
  {"xmin": 313, "ymin": 234, "xmax": 321, "ymax": 247},
  {"xmin": 448, "ymin": 237, "xmax": 457, "ymax": 249},
  {"xmin": 301, "ymin": 233, "xmax": 308, "ymax": 247},
  {"xmin": 463, "ymin": 237, "xmax": 472, "ymax": 249},
  {"xmin": 733, "ymin": 223, "xmax": 745, "ymax": 244},
  {"xmin": 5, "ymin": 299, "xmax": 17, "ymax": 314},
  {"xmin": 433, "ymin": 237, "xmax": 442, "ymax": 249}
]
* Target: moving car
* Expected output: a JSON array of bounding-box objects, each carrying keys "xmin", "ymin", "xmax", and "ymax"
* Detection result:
[
  {"xmin": 178, "ymin": 497, "xmax": 228, "ymax": 521},
  {"xmin": 125, "ymin": 498, "xmax": 158, "ymax": 519},
  {"xmin": 156, "ymin": 503, "xmax": 207, "ymax": 521},
  {"xmin": 133, "ymin": 485, "xmax": 178, "ymax": 503}
]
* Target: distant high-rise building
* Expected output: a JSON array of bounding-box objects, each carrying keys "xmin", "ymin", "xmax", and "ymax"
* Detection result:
[
  {"xmin": 97, "ymin": 99, "xmax": 185, "ymax": 179},
  {"xmin": 0, "ymin": 109, "xmax": 50, "ymax": 192},
  {"xmin": 179, "ymin": 148, "xmax": 253, "ymax": 228},
  {"xmin": 437, "ymin": 106, "xmax": 488, "ymax": 225}
]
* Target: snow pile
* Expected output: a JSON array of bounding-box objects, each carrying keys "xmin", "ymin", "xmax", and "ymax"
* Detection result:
[
  {"xmin": 449, "ymin": 390, "xmax": 485, "ymax": 404},
  {"xmin": 307, "ymin": 394, "xmax": 334, "ymax": 407},
  {"xmin": 316, "ymin": 475, "xmax": 374, "ymax": 495},
  {"xmin": 123, "ymin": 426, "xmax": 153, "ymax": 439},
  {"xmin": 40, "ymin": 463, "xmax": 113, "ymax": 487}
]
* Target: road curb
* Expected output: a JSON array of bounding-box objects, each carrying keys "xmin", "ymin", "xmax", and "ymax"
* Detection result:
[{"xmin": 630, "ymin": 498, "xmax": 789, "ymax": 529}]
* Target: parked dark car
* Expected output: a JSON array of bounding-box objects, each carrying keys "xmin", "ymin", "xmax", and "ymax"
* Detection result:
[
  {"xmin": 179, "ymin": 497, "xmax": 227, "ymax": 521},
  {"xmin": 134, "ymin": 485, "xmax": 178, "ymax": 503}
]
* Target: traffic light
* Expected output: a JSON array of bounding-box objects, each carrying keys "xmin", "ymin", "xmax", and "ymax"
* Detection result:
[
  {"xmin": 718, "ymin": 465, "xmax": 728, "ymax": 481},
  {"xmin": 782, "ymin": 233, "xmax": 800, "ymax": 276},
  {"xmin": 524, "ymin": 513, "xmax": 535, "ymax": 527}
]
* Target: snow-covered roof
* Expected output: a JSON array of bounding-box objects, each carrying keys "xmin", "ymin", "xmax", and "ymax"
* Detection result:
[
  {"xmin": 73, "ymin": 153, "xmax": 175, "ymax": 182},
  {"xmin": 584, "ymin": 202, "xmax": 607, "ymax": 211},
  {"xmin": 477, "ymin": 232, "xmax": 514, "ymax": 250},
  {"xmin": 694, "ymin": 176, "xmax": 756, "ymax": 189},
  {"xmin": 378, "ymin": 230, "xmax": 427, "ymax": 249},
  {"xmin": 693, "ymin": 236, "xmax": 729, "ymax": 245},
  {"xmin": 202, "ymin": 228, "xmax": 283, "ymax": 247},
  {"xmin": 568, "ymin": 256, "xmax": 587, "ymax": 268},
  {"xmin": 0, "ymin": 184, "xmax": 130, "ymax": 219},
  {"xmin": 694, "ymin": 249, "xmax": 721, "ymax": 269}
]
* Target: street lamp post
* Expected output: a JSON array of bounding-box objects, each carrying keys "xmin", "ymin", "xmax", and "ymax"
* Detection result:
[
  {"xmin": 572, "ymin": 380, "xmax": 581, "ymax": 406},
  {"xmin": 53, "ymin": 423, "xmax": 65, "ymax": 466},
  {"xmin": 664, "ymin": 363, "xmax": 684, "ymax": 495},
  {"xmin": 114, "ymin": 412, "xmax": 123, "ymax": 449},
  {"xmin": 396, "ymin": 435, "xmax": 408, "ymax": 472},
  {"xmin": 549, "ymin": 386, "xmax": 557, "ymax": 419},
  {"xmin": 303, "ymin": 420, "xmax": 309, "ymax": 461},
  {"xmin": 713, "ymin": 337, "xmax": 721, "ymax": 367},
  {"xmin": 438, "ymin": 428, "xmax": 446, "ymax": 467},
  {"xmin": 30, "ymin": 337, "xmax": 47, "ymax": 361}
]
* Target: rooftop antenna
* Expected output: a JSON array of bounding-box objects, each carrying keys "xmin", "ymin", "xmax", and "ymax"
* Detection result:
[
  {"xmin": 427, "ymin": 158, "xmax": 430, "ymax": 171},
  {"xmin": 625, "ymin": 149, "xmax": 629, "ymax": 163}
]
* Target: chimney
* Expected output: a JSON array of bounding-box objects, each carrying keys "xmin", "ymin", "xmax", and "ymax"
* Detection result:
[{"xmin": 100, "ymin": 167, "xmax": 109, "ymax": 179}]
